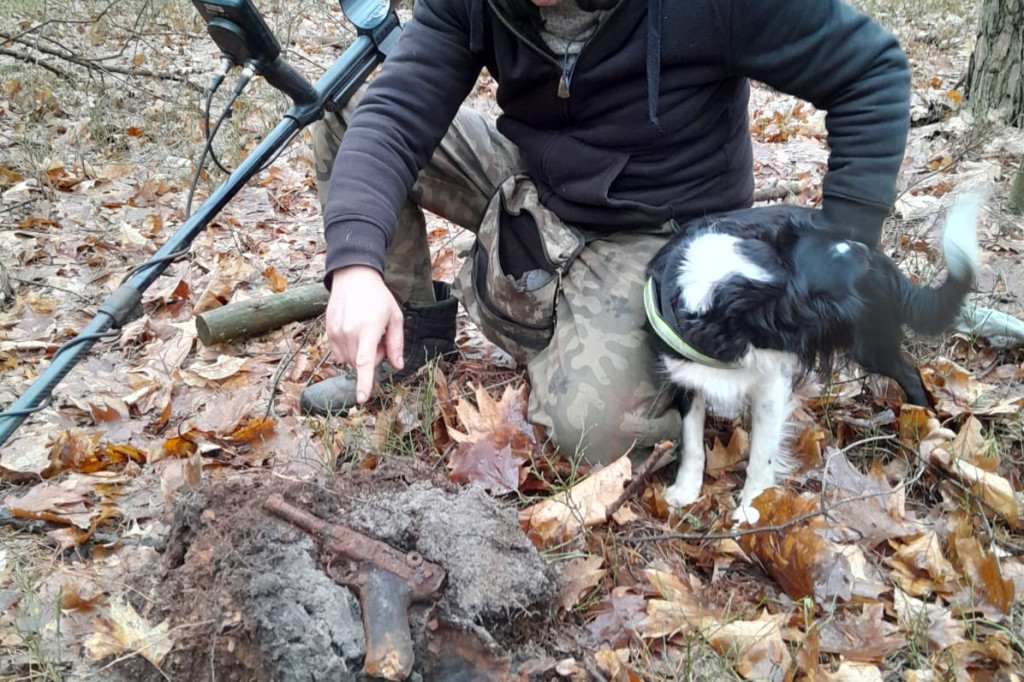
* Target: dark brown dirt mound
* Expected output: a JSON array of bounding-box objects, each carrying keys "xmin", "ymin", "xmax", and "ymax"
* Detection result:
[{"xmin": 117, "ymin": 465, "xmax": 558, "ymax": 681}]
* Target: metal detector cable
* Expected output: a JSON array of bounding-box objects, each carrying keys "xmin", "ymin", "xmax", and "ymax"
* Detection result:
[
  {"xmin": 185, "ymin": 65, "xmax": 255, "ymax": 220},
  {"xmin": 204, "ymin": 59, "xmax": 236, "ymax": 176},
  {"xmin": 115, "ymin": 65, "xmax": 255, "ymax": 287}
]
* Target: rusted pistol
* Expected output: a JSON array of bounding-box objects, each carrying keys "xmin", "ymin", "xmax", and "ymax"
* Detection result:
[{"xmin": 264, "ymin": 493, "xmax": 445, "ymax": 681}]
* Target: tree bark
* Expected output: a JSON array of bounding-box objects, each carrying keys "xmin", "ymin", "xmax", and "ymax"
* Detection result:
[
  {"xmin": 965, "ymin": 0, "xmax": 1024, "ymax": 126},
  {"xmin": 195, "ymin": 285, "xmax": 329, "ymax": 346}
]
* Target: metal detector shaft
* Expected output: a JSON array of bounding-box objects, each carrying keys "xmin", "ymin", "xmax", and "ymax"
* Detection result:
[{"xmin": 0, "ymin": 31, "xmax": 392, "ymax": 447}]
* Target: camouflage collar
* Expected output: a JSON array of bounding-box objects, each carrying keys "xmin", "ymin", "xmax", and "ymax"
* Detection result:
[{"xmin": 642, "ymin": 277, "xmax": 741, "ymax": 370}]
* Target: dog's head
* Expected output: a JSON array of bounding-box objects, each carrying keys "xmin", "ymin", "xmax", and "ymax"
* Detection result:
[
  {"xmin": 778, "ymin": 230, "xmax": 875, "ymax": 364},
  {"xmin": 791, "ymin": 231, "xmax": 871, "ymax": 302}
]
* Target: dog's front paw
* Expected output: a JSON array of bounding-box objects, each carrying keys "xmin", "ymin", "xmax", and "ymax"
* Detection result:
[
  {"xmin": 664, "ymin": 479, "xmax": 703, "ymax": 509},
  {"xmin": 731, "ymin": 504, "xmax": 761, "ymax": 525}
]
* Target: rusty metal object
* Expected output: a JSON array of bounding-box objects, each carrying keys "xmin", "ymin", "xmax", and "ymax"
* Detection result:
[{"xmin": 264, "ymin": 493, "xmax": 446, "ymax": 681}]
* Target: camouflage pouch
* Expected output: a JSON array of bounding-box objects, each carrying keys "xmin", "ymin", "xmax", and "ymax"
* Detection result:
[{"xmin": 455, "ymin": 175, "xmax": 585, "ymax": 364}]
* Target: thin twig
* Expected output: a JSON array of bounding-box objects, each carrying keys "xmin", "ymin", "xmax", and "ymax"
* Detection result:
[
  {"xmin": 619, "ymin": 485, "xmax": 908, "ymax": 544},
  {"xmin": 11, "ymin": 276, "xmax": 97, "ymax": 303},
  {"xmin": 0, "ymin": 199, "xmax": 37, "ymax": 217},
  {"xmin": 0, "ymin": 0, "xmax": 124, "ymax": 45},
  {"xmin": 605, "ymin": 440, "xmax": 674, "ymax": 520},
  {"xmin": 265, "ymin": 320, "xmax": 321, "ymax": 418}
]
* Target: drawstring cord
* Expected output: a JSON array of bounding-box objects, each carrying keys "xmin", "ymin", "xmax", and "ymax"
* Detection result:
[{"xmin": 646, "ymin": 0, "xmax": 663, "ymax": 127}]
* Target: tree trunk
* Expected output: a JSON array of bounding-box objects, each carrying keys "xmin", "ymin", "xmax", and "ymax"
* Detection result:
[
  {"xmin": 965, "ymin": 0, "xmax": 1024, "ymax": 126},
  {"xmin": 1009, "ymin": 156, "xmax": 1024, "ymax": 212}
]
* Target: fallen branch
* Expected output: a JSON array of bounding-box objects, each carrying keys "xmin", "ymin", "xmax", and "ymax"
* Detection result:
[
  {"xmin": 0, "ymin": 46, "xmax": 74, "ymax": 79},
  {"xmin": 0, "ymin": 30, "xmax": 204, "ymax": 92},
  {"xmin": 618, "ymin": 485, "xmax": 897, "ymax": 544},
  {"xmin": 956, "ymin": 302, "xmax": 1024, "ymax": 349},
  {"xmin": 753, "ymin": 181, "xmax": 803, "ymax": 203},
  {"xmin": 622, "ymin": 435, "xmax": 897, "ymax": 543}
]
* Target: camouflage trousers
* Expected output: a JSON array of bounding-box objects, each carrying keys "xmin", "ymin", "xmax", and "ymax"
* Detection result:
[{"xmin": 312, "ymin": 89, "xmax": 681, "ymax": 466}]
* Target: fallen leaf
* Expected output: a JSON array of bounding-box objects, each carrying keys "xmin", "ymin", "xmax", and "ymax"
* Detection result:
[
  {"xmin": 704, "ymin": 613, "xmax": 791, "ymax": 682},
  {"xmin": 949, "ymin": 517, "xmax": 1014, "ymax": 615},
  {"xmin": 888, "ymin": 531, "xmax": 961, "ymax": 597},
  {"xmin": 928, "ymin": 442, "xmax": 1020, "ymax": 528},
  {"xmin": 705, "ymin": 428, "xmax": 749, "ymax": 476},
  {"xmin": 181, "ymin": 355, "xmax": 248, "ymax": 386},
  {"xmin": 0, "ymin": 430, "xmax": 58, "ymax": 480},
  {"xmin": 84, "ymin": 599, "xmax": 173, "ymax": 666},
  {"xmin": 3, "ymin": 474, "xmax": 98, "ymax": 529},
  {"xmin": 147, "ymin": 277, "xmax": 189, "ymax": 306},
  {"xmin": 821, "ymin": 449, "xmax": 916, "ymax": 548},
  {"xmin": 448, "ymin": 441, "xmax": 524, "ymax": 495},
  {"xmin": 948, "ymin": 416, "xmax": 993, "ymax": 470},
  {"xmin": 54, "ymin": 430, "xmax": 105, "ymax": 474},
  {"xmin": 940, "ymin": 635, "xmax": 1017, "ymax": 678},
  {"xmin": 593, "ymin": 647, "xmax": 635, "ymax": 682},
  {"xmin": 224, "ymin": 416, "xmax": 276, "ymax": 444},
  {"xmin": 554, "ymin": 658, "xmax": 587, "ymax": 681},
  {"xmin": 585, "ymin": 587, "xmax": 645, "ymax": 648},
  {"xmin": 520, "ymin": 455, "xmax": 631, "ymax": 547},
  {"xmin": 823, "ymin": 662, "xmax": 884, "ymax": 682},
  {"xmin": 740, "ymin": 488, "xmax": 858, "ymax": 603},
  {"xmin": 558, "ymin": 555, "xmax": 607, "ymax": 611},
  {"xmin": 262, "ymin": 266, "xmax": 288, "ymax": 293},
  {"xmin": 790, "ymin": 624, "xmax": 822, "ymax": 680},
  {"xmin": 639, "ymin": 599, "xmax": 709, "ymax": 640},
  {"xmin": 921, "ymin": 358, "xmax": 1024, "ymax": 418},
  {"xmin": 193, "ymin": 254, "xmax": 255, "ymax": 313},
  {"xmin": 817, "ymin": 604, "xmax": 906, "ymax": 663},
  {"xmin": 447, "ymin": 383, "xmax": 540, "ymax": 460},
  {"xmin": 893, "ymin": 588, "xmax": 965, "ymax": 650}
]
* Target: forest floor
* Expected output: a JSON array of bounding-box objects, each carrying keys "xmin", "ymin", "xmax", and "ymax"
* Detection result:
[{"xmin": 2, "ymin": 1, "xmax": 1024, "ymax": 680}]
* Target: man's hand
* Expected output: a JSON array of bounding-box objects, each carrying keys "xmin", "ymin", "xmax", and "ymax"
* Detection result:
[{"xmin": 326, "ymin": 266, "xmax": 404, "ymax": 404}]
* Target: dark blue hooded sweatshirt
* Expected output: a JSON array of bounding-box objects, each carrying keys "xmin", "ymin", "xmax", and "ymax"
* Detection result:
[{"xmin": 322, "ymin": 0, "xmax": 911, "ymax": 280}]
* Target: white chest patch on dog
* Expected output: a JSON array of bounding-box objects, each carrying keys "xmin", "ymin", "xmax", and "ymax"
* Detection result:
[
  {"xmin": 833, "ymin": 242, "xmax": 851, "ymax": 254},
  {"xmin": 661, "ymin": 347, "xmax": 801, "ymax": 416},
  {"xmin": 677, "ymin": 233, "xmax": 774, "ymax": 315}
]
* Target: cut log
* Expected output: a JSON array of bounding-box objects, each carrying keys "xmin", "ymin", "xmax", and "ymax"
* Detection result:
[{"xmin": 195, "ymin": 284, "xmax": 328, "ymax": 346}]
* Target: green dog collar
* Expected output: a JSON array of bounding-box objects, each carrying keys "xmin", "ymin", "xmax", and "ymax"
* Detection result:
[{"xmin": 643, "ymin": 277, "xmax": 740, "ymax": 370}]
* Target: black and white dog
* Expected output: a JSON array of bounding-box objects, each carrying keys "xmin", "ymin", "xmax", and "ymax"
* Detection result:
[{"xmin": 644, "ymin": 197, "xmax": 980, "ymax": 522}]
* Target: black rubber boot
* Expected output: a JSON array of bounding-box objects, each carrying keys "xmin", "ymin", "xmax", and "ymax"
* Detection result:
[{"xmin": 300, "ymin": 282, "xmax": 457, "ymax": 416}]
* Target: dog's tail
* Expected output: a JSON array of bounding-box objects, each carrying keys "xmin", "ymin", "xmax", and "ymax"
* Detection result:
[{"xmin": 901, "ymin": 193, "xmax": 982, "ymax": 335}]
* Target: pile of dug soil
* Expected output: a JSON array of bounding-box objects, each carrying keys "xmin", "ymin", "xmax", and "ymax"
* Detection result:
[{"xmin": 116, "ymin": 465, "xmax": 559, "ymax": 681}]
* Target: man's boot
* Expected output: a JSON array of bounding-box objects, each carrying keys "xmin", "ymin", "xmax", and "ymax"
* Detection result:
[{"xmin": 300, "ymin": 281, "xmax": 457, "ymax": 416}]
